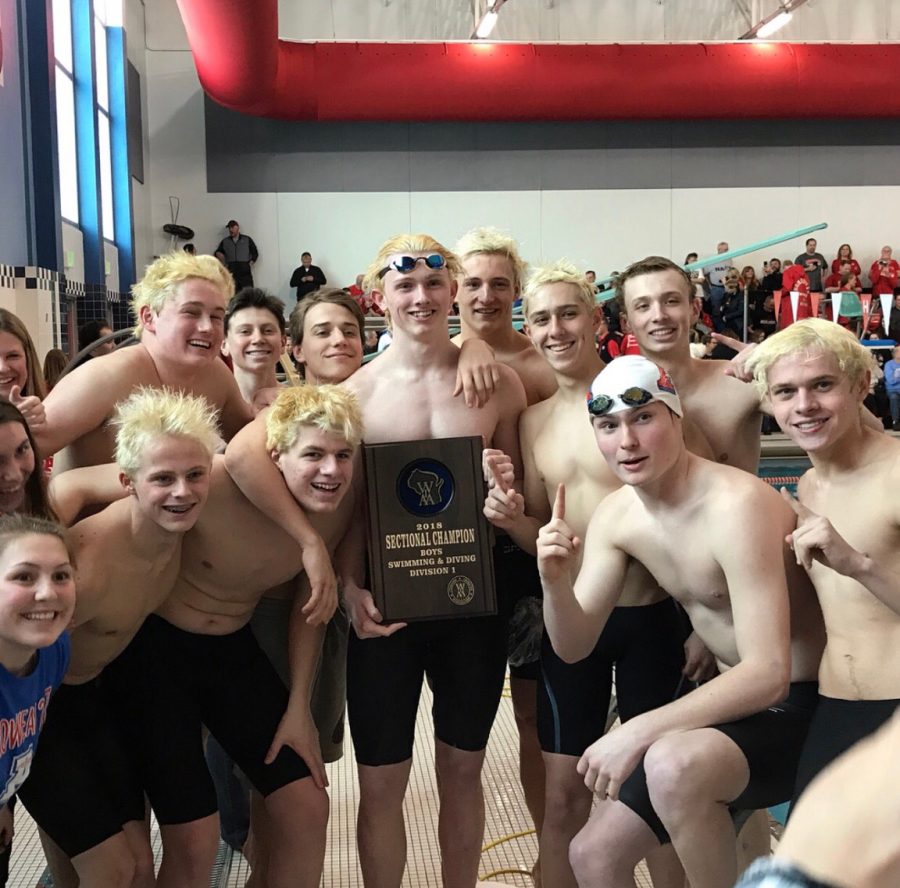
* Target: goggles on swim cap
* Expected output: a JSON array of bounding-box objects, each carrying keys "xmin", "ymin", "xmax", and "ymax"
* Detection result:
[{"xmin": 587, "ymin": 355, "xmax": 683, "ymax": 418}]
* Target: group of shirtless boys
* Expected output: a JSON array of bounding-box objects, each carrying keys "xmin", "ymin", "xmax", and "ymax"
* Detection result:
[{"xmin": 13, "ymin": 230, "xmax": 899, "ymax": 888}]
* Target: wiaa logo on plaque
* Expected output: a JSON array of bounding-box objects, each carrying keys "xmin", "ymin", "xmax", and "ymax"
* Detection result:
[
  {"xmin": 396, "ymin": 459, "xmax": 455, "ymax": 516},
  {"xmin": 447, "ymin": 575, "xmax": 475, "ymax": 606}
]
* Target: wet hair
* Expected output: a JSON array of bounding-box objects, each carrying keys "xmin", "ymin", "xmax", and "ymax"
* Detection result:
[
  {"xmin": 745, "ymin": 318, "xmax": 877, "ymax": 398},
  {"xmin": 288, "ymin": 288, "xmax": 365, "ymax": 351},
  {"xmin": 522, "ymin": 260, "xmax": 597, "ymax": 319},
  {"xmin": 0, "ymin": 309, "xmax": 47, "ymax": 400},
  {"xmin": 111, "ymin": 387, "xmax": 220, "ymax": 477},
  {"xmin": 131, "ymin": 252, "xmax": 234, "ymax": 338},
  {"xmin": 615, "ymin": 256, "xmax": 694, "ymax": 314},
  {"xmin": 42, "ymin": 349, "xmax": 68, "ymax": 390},
  {"xmin": 266, "ymin": 385, "xmax": 363, "ymax": 453},
  {"xmin": 0, "ymin": 513, "xmax": 72, "ymax": 564},
  {"xmin": 0, "ymin": 401, "xmax": 54, "ymax": 520},
  {"xmin": 224, "ymin": 288, "xmax": 286, "ymax": 335},
  {"xmin": 454, "ymin": 227, "xmax": 528, "ymax": 295},
  {"xmin": 363, "ymin": 233, "xmax": 462, "ymax": 294}
]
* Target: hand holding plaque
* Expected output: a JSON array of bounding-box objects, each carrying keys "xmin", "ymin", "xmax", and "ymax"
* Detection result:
[{"xmin": 365, "ymin": 436, "xmax": 496, "ymax": 622}]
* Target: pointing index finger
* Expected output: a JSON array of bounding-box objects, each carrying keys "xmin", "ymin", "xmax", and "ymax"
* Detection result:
[
  {"xmin": 780, "ymin": 486, "xmax": 811, "ymax": 519},
  {"xmin": 552, "ymin": 483, "xmax": 566, "ymax": 522}
]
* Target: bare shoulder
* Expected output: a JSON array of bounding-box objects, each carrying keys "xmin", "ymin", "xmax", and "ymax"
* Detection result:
[
  {"xmin": 506, "ymin": 345, "xmax": 557, "ymax": 401},
  {"xmin": 48, "ymin": 347, "xmax": 152, "ymax": 404},
  {"xmin": 342, "ymin": 360, "xmax": 378, "ymax": 398},
  {"xmin": 702, "ymin": 458, "xmax": 791, "ymax": 529},
  {"xmin": 494, "ymin": 363, "xmax": 527, "ymax": 401},
  {"xmin": 521, "ymin": 395, "xmax": 556, "ymax": 436}
]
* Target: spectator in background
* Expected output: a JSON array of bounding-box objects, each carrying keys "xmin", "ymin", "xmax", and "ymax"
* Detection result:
[
  {"xmin": 750, "ymin": 292, "xmax": 778, "ymax": 342},
  {"xmin": 888, "ymin": 293, "xmax": 900, "ymax": 342},
  {"xmin": 824, "ymin": 260, "xmax": 863, "ymax": 297},
  {"xmin": 215, "ymin": 220, "xmax": 258, "ymax": 291},
  {"xmin": 42, "ymin": 349, "xmax": 68, "ymax": 392},
  {"xmin": 585, "ymin": 270, "xmax": 599, "ymax": 294},
  {"xmin": 831, "ymin": 243, "xmax": 861, "ymax": 277},
  {"xmin": 77, "ymin": 320, "xmax": 114, "ymax": 359},
  {"xmin": 290, "ymin": 252, "xmax": 327, "ymax": 302},
  {"xmin": 885, "ymin": 345, "xmax": 900, "ymax": 430},
  {"xmin": 795, "ymin": 237, "xmax": 828, "ymax": 291},
  {"xmin": 596, "ymin": 314, "xmax": 623, "ymax": 364},
  {"xmin": 685, "ymin": 252, "xmax": 707, "ymax": 294},
  {"xmin": 702, "ymin": 241, "xmax": 732, "ymax": 331},
  {"xmin": 761, "ymin": 257, "xmax": 783, "ymax": 292},
  {"xmin": 363, "ymin": 330, "xmax": 379, "ymax": 356},
  {"xmin": 183, "ymin": 243, "xmax": 196, "ymax": 255},
  {"xmin": 720, "ymin": 267, "xmax": 746, "ymax": 338},
  {"xmin": 740, "ymin": 265, "xmax": 764, "ymax": 313},
  {"xmin": 869, "ymin": 245, "xmax": 900, "ymax": 298}
]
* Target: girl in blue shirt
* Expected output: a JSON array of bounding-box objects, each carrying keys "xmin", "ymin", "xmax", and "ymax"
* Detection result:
[{"xmin": 0, "ymin": 515, "xmax": 74, "ymax": 883}]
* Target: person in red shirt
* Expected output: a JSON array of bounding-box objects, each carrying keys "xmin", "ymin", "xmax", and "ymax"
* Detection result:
[
  {"xmin": 824, "ymin": 260, "xmax": 863, "ymax": 296},
  {"xmin": 830, "ymin": 243, "xmax": 862, "ymax": 277},
  {"xmin": 869, "ymin": 246, "xmax": 900, "ymax": 297}
]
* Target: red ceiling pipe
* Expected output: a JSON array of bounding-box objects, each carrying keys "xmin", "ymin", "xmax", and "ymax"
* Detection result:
[{"xmin": 176, "ymin": 0, "xmax": 900, "ymax": 121}]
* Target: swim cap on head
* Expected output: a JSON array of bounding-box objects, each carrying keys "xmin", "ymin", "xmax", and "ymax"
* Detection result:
[{"xmin": 587, "ymin": 355, "xmax": 682, "ymax": 418}]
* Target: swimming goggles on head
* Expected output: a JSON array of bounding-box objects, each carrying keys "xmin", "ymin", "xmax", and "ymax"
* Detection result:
[
  {"xmin": 378, "ymin": 254, "xmax": 447, "ymax": 279},
  {"xmin": 586, "ymin": 386, "xmax": 654, "ymax": 416}
]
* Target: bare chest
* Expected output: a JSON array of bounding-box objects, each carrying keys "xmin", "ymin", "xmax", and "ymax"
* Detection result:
[{"xmin": 362, "ymin": 376, "xmax": 501, "ymax": 445}]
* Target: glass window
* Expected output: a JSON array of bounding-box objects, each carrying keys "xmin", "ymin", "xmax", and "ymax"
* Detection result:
[
  {"xmin": 98, "ymin": 112, "xmax": 115, "ymax": 240},
  {"xmin": 94, "ymin": 17, "xmax": 109, "ymax": 111},
  {"xmin": 55, "ymin": 67, "xmax": 79, "ymax": 223},
  {"xmin": 94, "ymin": 0, "xmax": 123, "ymax": 28},
  {"xmin": 52, "ymin": 0, "xmax": 73, "ymax": 73}
]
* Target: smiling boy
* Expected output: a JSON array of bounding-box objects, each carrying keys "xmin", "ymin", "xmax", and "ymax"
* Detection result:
[
  {"xmin": 222, "ymin": 288, "xmax": 286, "ymax": 413},
  {"xmin": 38, "ymin": 252, "xmax": 252, "ymax": 473},
  {"xmin": 745, "ymin": 319, "xmax": 900, "ymax": 805},
  {"xmin": 339, "ymin": 234, "xmax": 526, "ymax": 888}
]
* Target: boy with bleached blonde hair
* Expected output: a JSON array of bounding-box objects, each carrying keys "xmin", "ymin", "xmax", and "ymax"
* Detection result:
[
  {"xmin": 102, "ymin": 383, "xmax": 362, "ymax": 888},
  {"xmin": 21, "ymin": 387, "xmax": 219, "ymax": 888},
  {"xmin": 745, "ymin": 318, "xmax": 900, "ymax": 808},
  {"xmin": 522, "ymin": 259, "xmax": 598, "ymax": 318}
]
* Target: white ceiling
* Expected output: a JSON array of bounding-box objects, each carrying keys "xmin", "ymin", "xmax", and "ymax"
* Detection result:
[{"xmin": 145, "ymin": 0, "xmax": 900, "ymax": 51}]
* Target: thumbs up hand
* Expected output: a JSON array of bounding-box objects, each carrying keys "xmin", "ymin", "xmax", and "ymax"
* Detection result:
[{"xmin": 7, "ymin": 386, "xmax": 46, "ymax": 430}]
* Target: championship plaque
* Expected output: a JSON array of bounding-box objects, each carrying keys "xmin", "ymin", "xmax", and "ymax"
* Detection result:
[{"xmin": 364, "ymin": 436, "xmax": 496, "ymax": 622}]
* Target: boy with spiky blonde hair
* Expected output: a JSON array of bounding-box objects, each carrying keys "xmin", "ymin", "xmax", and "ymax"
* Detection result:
[
  {"xmin": 745, "ymin": 318, "xmax": 900, "ymax": 807},
  {"xmin": 22, "ymin": 387, "xmax": 219, "ymax": 888},
  {"xmin": 106, "ymin": 384, "xmax": 361, "ymax": 888}
]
